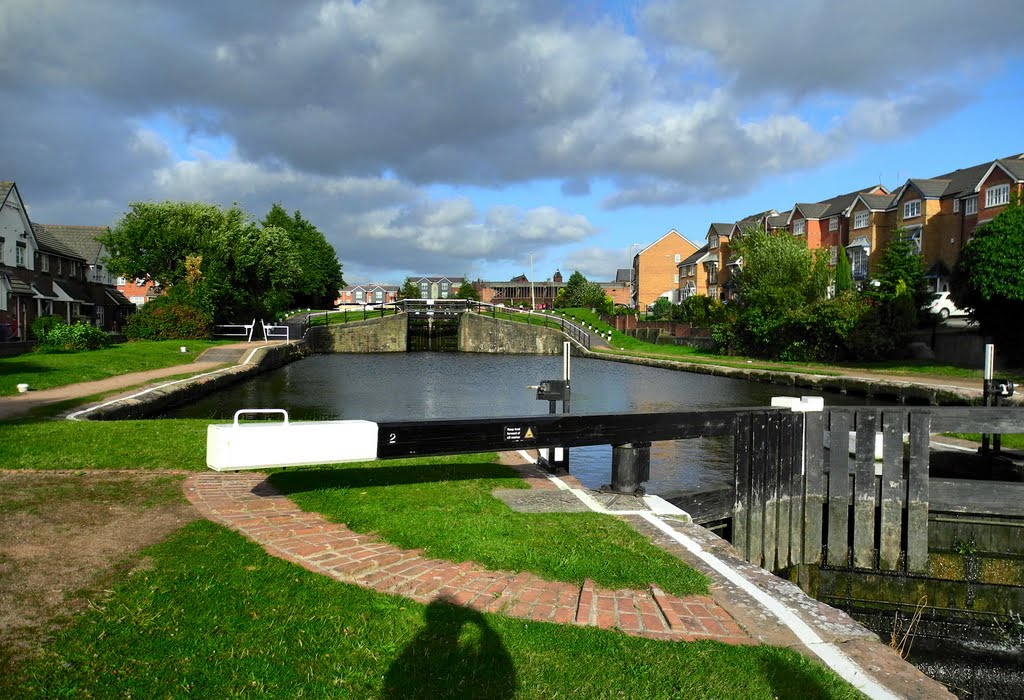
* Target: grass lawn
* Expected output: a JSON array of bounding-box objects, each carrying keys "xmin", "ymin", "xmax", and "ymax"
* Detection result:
[
  {"xmin": 944, "ymin": 432, "xmax": 1024, "ymax": 450},
  {"xmin": 0, "ymin": 419, "xmax": 213, "ymax": 469},
  {"xmin": 559, "ymin": 307, "xmax": 1002, "ymax": 381},
  {"xmin": 0, "ymin": 340, "xmax": 230, "ymax": 396},
  {"xmin": 2, "ymin": 420, "xmax": 708, "ymax": 594},
  {"xmin": 272, "ymin": 455, "xmax": 709, "ymax": 597},
  {"xmin": 0, "ymin": 520, "xmax": 862, "ymax": 700},
  {"xmin": 307, "ymin": 309, "xmax": 398, "ymax": 326}
]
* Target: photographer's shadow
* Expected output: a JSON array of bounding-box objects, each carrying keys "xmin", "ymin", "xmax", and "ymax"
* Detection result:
[{"xmin": 382, "ymin": 598, "xmax": 517, "ymax": 699}]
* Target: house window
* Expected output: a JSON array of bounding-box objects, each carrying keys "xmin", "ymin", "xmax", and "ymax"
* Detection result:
[
  {"xmin": 793, "ymin": 219, "xmax": 806, "ymax": 235},
  {"xmin": 57, "ymin": 258, "xmax": 63, "ymax": 275},
  {"xmin": 15, "ymin": 243, "xmax": 25, "ymax": 267},
  {"xmin": 130, "ymin": 296, "xmax": 146, "ymax": 306},
  {"xmin": 903, "ymin": 199, "xmax": 921, "ymax": 219},
  {"xmin": 853, "ymin": 210, "xmax": 869, "ymax": 229},
  {"xmin": 674, "ymin": 254, "xmax": 681, "ymax": 263},
  {"xmin": 830, "ymin": 246, "xmax": 838, "ymax": 265},
  {"xmin": 419, "ymin": 282, "xmax": 429, "ymax": 296},
  {"xmin": 986, "ymin": 183, "xmax": 1010, "ymax": 208},
  {"xmin": 117, "ymin": 276, "xmax": 127, "ymax": 286},
  {"xmin": 850, "ymin": 247, "xmax": 869, "ymax": 280},
  {"xmin": 375, "ymin": 290, "xmax": 384, "ymax": 302},
  {"xmin": 709, "ymin": 234, "xmax": 719, "ymax": 249},
  {"xmin": 905, "ymin": 227, "xmax": 922, "ymax": 254},
  {"xmin": 674, "ymin": 274, "xmax": 679, "ymax": 284},
  {"xmin": 965, "ymin": 196, "xmax": 978, "ymax": 215},
  {"xmin": 41, "ymin": 255, "xmax": 50, "ymax": 272},
  {"xmin": 355, "ymin": 290, "xmax": 364, "ymax": 301},
  {"xmin": 828, "ymin": 216, "xmax": 838, "ymax": 232},
  {"xmin": 953, "ymin": 198, "xmax": 960, "ymax": 213},
  {"xmin": 707, "ymin": 262, "xmax": 718, "ymax": 284}
]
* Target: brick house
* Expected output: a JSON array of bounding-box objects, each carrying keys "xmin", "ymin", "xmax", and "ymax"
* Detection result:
[
  {"xmin": 677, "ymin": 244, "xmax": 712, "ymax": 300},
  {"xmin": 336, "ymin": 283, "xmax": 400, "ymax": 307},
  {"xmin": 631, "ymin": 230, "xmax": 698, "ymax": 309},
  {"xmin": 408, "ymin": 276, "xmax": 465, "ymax": 300},
  {"xmin": 0, "ymin": 182, "xmax": 37, "ymax": 339},
  {"xmin": 844, "ymin": 193, "xmax": 896, "ymax": 281},
  {"xmin": 787, "ymin": 186, "xmax": 889, "ymax": 269},
  {"xmin": 702, "ymin": 223, "xmax": 732, "ymax": 300},
  {"xmin": 962, "ymin": 155, "xmax": 1024, "ymax": 245},
  {"xmin": 41, "ymin": 224, "xmax": 135, "ymax": 331},
  {"xmin": 598, "ymin": 269, "xmax": 632, "ymax": 307}
]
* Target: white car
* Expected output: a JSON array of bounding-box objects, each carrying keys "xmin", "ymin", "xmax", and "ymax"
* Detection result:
[{"xmin": 922, "ymin": 291, "xmax": 967, "ymax": 320}]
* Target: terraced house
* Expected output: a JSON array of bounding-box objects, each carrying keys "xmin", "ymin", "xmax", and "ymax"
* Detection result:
[
  {"xmin": 336, "ymin": 283, "xmax": 399, "ymax": 307},
  {"xmin": 1, "ymin": 182, "xmax": 133, "ymax": 340},
  {"xmin": 682, "ymin": 152, "xmax": 1024, "ymax": 302}
]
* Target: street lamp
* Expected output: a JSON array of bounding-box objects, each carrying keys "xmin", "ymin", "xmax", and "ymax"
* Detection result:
[
  {"xmin": 628, "ymin": 243, "xmax": 641, "ymax": 309},
  {"xmin": 529, "ymin": 252, "xmax": 536, "ymax": 311}
]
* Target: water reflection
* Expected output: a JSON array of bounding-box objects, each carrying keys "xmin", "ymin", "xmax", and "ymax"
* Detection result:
[{"xmin": 167, "ymin": 353, "xmax": 878, "ymax": 494}]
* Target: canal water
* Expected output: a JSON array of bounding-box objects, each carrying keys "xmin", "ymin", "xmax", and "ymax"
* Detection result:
[{"xmin": 167, "ymin": 353, "xmax": 874, "ymax": 495}]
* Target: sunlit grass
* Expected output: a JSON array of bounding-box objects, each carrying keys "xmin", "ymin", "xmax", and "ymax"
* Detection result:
[
  {"xmin": 1, "ymin": 520, "xmax": 863, "ymax": 699},
  {"xmin": 272, "ymin": 455, "xmax": 709, "ymax": 597},
  {"xmin": 0, "ymin": 340, "xmax": 229, "ymax": 396}
]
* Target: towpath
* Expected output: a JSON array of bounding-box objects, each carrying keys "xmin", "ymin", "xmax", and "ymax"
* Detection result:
[{"xmin": 0, "ymin": 342, "xmax": 276, "ymax": 421}]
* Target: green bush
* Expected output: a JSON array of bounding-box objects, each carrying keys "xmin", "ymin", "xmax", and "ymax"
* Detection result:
[
  {"xmin": 675, "ymin": 295, "xmax": 728, "ymax": 326},
  {"xmin": 123, "ymin": 297, "xmax": 214, "ymax": 340},
  {"xmin": 36, "ymin": 321, "xmax": 111, "ymax": 351},
  {"xmin": 31, "ymin": 314, "xmax": 64, "ymax": 342}
]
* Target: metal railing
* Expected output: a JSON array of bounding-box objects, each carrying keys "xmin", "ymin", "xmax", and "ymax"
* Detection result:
[
  {"xmin": 465, "ymin": 302, "xmax": 593, "ymax": 350},
  {"xmin": 214, "ymin": 318, "xmax": 257, "ymax": 342}
]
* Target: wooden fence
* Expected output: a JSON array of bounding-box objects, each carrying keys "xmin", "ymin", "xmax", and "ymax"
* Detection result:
[{"xmin": 733, "ymin": 405, "xmax": 1024, "ymax": 575}]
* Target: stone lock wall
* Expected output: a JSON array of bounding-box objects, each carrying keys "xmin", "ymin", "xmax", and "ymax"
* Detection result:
[
  {"xmin": 458, "ymin": 313, "xmax": 564, "ymax": 354},
  {"xmin": 306, "ymin": 314, "xmax": 407, "ymax": 353}
]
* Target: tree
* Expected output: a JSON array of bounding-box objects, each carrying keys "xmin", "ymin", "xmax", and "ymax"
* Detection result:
[
  {"xmin": 455, "ymin": 278, "xmax": 480, "ymax": 301},
  {"xmin": 103, "ymin": 201, "xmax": 306, "ymax": 324},
  {"xmin": 726, "ymin": 226, "xmax": 834, "ymax": 358},
  {"xmin": 834, "ymin": 245, "xmax": 853, "ymax": 294},
  {"xmin": 650, "ymin": 297, "xmax": 672, "ymax": 320},
  {"xmin": 872, "ymin": 229, "xmax": 926, "ymax": 304},
  {"xmin": 102, "ymin": 201, "xmax": 237, "ymax": 288},
  {"xmin": 262, "ymin": 204, "xmax": 344, "ymax": 308},
  {"xmin": 399, "ymin": 278, "xmax": 420, "ymax": 300},
  {"xmin": 554, "ymin": 270, "xmax": 610, "ymax": 310},
  {"xmin": 951, "ymin": 197, "xmax": 1024, "ymax": 362},
  {"xmin": 730, "ymin": 226, "xmax": 830, "ymax": 313}
]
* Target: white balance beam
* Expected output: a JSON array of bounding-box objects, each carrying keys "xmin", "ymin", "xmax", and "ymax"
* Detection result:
[{"xmin": 206, "ymin": 409, "xmax": 379, "ymax": 471}]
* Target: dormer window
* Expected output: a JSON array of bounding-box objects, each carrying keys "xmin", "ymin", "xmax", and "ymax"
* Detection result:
[
  {"xmin": 793, "ymin": 219, "xmax": 806, "ymax": 235},
  {"xmin": 853, "ymin": 210, "xmax": 869, "ymax": 229},
  {"xmin": 903, "ymin": 199, "xmax": 921, "ymax": 219},
  {"xmin": 709, "ymin": 234, "xmax": 719, "ymax": 249}
]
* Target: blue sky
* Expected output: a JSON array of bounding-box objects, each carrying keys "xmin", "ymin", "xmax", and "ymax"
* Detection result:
[{"xmin": 2, "ymin": 1, "xmax": 1022, "ymax": 286}]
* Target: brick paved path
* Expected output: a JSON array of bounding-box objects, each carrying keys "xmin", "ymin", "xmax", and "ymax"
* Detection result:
[{"xmin": 185, "ymin": 472, "xmax": 752, "ymax": 645}]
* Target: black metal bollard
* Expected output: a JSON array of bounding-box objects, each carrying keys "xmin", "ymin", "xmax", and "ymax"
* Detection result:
[{"xmin": 605, "ymin": 442, "xmax": 651, "ymax": 495}]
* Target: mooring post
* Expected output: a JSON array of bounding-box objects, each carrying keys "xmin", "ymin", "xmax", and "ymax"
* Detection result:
[{"xmin": 606, "ymin": 442, "xmax": 651, "ymax": 495}]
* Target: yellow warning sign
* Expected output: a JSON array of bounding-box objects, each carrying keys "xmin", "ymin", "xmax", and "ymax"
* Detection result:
[{"xmin": 525, "ymin": 428, "xmax": 534, "ymax": 439}]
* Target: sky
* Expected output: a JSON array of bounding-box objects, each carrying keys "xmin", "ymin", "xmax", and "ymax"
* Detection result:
[{"xmin": 2, "ymin": 0, "xmax": 1023, "ymax": 286}]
